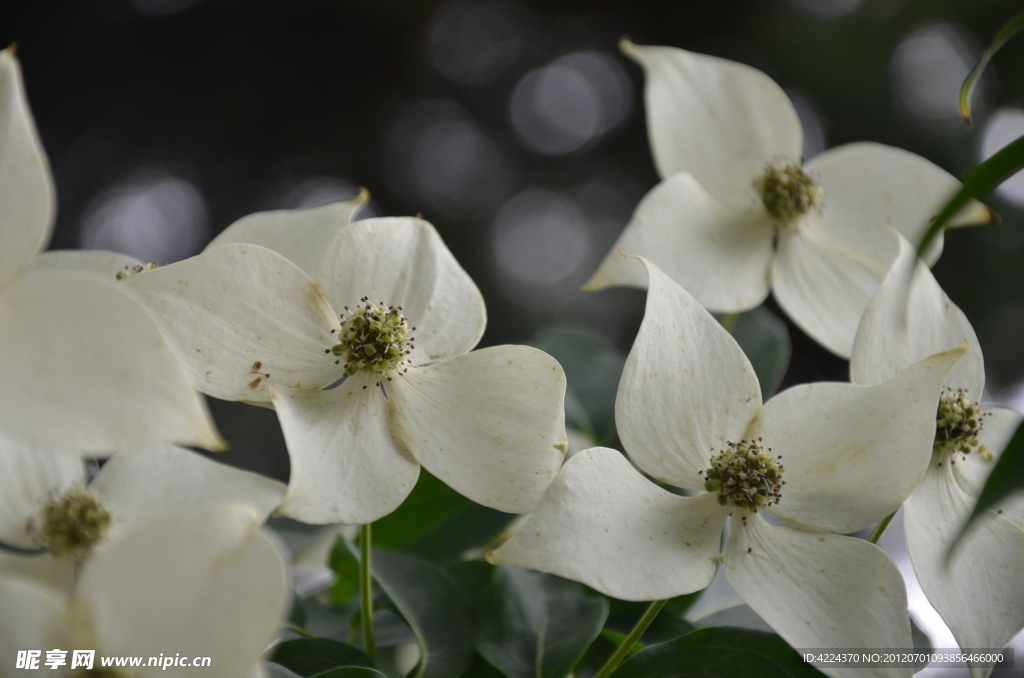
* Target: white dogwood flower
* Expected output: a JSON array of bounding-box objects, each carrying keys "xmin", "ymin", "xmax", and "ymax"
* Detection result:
[
  {"xmin": 0, "ymin": 47, "xmax": 222, "ymax": 452},
  {"xmin": 850, "ymin": 235, "xmax": 1024, "ymax": 678},
  {"xmin": 121, "ymin": 216, "xmax": 567, "ymax": 524},
  {"xmin": 492, "ymin": 258, "xmax": 963, "ymax": 678},
  {"xmin": 0, "ymin": 503, "xmax": 289, "ymax": 678},
  {"xmin": 585, "ymin": 41, "xmax": 993, "ymax": 357}
]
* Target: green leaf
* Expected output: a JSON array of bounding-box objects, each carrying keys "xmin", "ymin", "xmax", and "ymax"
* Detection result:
[
  {"xmin": 309, "ymin": 669, "xmax": 388, "ymax": 678},
  {"xmin": 604, "ymin": 592, "xmax": 699, "ymax": 648},
  {"xmin": 611, "ymin": 627, "xmax": 828, "ymax": 678},
  {"xmin": 372, "ymin": 550, "xmax": 476, "ymax": 678},
  {"xmin": 477, "ymin": 566, "xmax": 609, "ymax": 678},
  {"xmin": 328, "ymin": 537, "xmax": 360, "ymax": 606},
  {"xmin": 269, "ymin": 639, "xmax": 373, "ymax": 677},
  {"xmin": 728, "ymin": 307, "xmax": 791, "ymax": 401},
  {"xmin": 959, "ymin": 12, "xmax": 1024, "ymax": 127},
  {"xmin": 948, "ymin": 418, "xmax": 1024, "ymax": 556},
  {"xmin": 916, "ymin": 136, "xmax": 1022, "ymax": 259}
]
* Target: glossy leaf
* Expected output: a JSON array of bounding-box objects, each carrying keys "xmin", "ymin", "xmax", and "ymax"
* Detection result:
[
  {"xmin": 372, "ymin": 550, "xmax": 476, "ymax": 678},
  {"xmin": 270, "ymin": 639, "xmax": 373, "ymax": 676},
  {"xmin": 959, "ymin": 12, "xmax": 1024, "ymax": 126},
  {"xmin": 729, "ymin": 307, "xmax": 791, "ymax": 400},
  {"xmin": 477, "ymin": 566, "xmax": 609, "ymax": 678}
]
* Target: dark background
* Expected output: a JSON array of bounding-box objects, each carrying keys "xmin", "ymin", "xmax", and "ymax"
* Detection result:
[{"xmin": 4, "ymin": 0, "xmax": 1021, "ymax": 479}]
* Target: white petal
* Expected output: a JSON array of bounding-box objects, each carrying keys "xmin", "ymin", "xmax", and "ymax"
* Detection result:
[
  {"xmin": 0, "ymin": 270, "xmax": 224, "ymax": 453},
  {"xmin": 313, "ymin": 217, "xmax": 486, "ymax": 365},
  {"xmin": 806, "ymin": 143, "xmax": 993, "ymax": 267},
  {"xmin": 389, "ymin": 345, "xmax": 567, "ymax": 514},
  {"xmin": 92, "ymin": 445, "xmax": 286, "ymax": 541},
  {"xmin": 0, "ymin": 551, "xmax": 74, "ymax": 595},
  {"xmin": 0, "ymin": 436, "xmax": 83, "ymax": 549},
  {"xmin": 772, "ymin": 224, "xmax": 897, "ymax": 358},
  {"xmin": 271, "ymin": 373, "xmax": 419, "ymax": 525},
  {"xmin": 905, "ymin": 459, "xmax": 1024, "ymax": 678},
  {"xmin": 0, "ymin": 577, "xmax": 72, "ymax": 667},
  {"xmin": 616, "ymin": 258, "xmax": 761, "ymax": 490},
  {"xmin": 622, "ymin": 41, "xmax": 802, "ymax": 207},
  {"xmin": 725, "ymin": 515, "xmax": 912, "ymax": 678},
  {"xmin": 207, "ymin": 191, "xmax": 369, "ymax": 276},
  {"xmin": 850, "ymin": 234, "xmax": 984, "ymax": 395},
  {"xmin": 755, "ymin": 347, "xmax": 964, "ymax": 534},
  {"xmin": 488, "ymin": 447, "xmax": 726, "ymax": 600},
  {"xmin": 0, "ymin": 48, "xmax": 54, "ymax": 286},
  {"xmin": 75, "ymin": 504, "xmax": 290, "ymax": 678},
  {"xmin": 28, "ymin": 249, "xmax": 143, "ymax": 280},
  {"xmin": 954, "ymin": 406, "xmax": 1024, "ymax": 527},
  {"xmin": 583, "ymin": 173, "xmax": 775, "ymax": 313},
  {"xmin": 121, "ymin": 243, "xmax": 343, "ymax": 403}
]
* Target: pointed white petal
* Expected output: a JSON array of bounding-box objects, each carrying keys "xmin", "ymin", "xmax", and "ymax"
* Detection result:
[
  {"xmin": 622, "ymin": 41, "xmax": 802, "ymax": 207},
  {"xmin": 92, "ymin": 445, "xmax": 286, "ymax": 541},
  {"xmin": 488, "ymin": 447, "xmax": 726, "ymax": 600},
  {"xmin": 390, "ymin": 345, "xmax": 567, "ymax": 514},
  {"xmin": 271, "ymin": 374, "xmax": 419, "ymax": 525},
  {"xmin": 0, "ymin": 436, "xmax": 83, "ymax": 549},
  {"xmin": 0, "ymin": 48, "xmax": 54, "ymax": 286},
  {"xmin": 616, "ymin": 258, "xmax": 761, "ymax": 490},
  {"xmin": 772, "ymin": 224, "xmax": 897, "ymax": 358},
  {"xmin": 850, "ymin": 235, "xmax": 984, "ymax": 396},
  {"xmin": 207, "ymin": 191, "xmax": 369, "ymax": 276},
  {"xmin": 313, "ymin": 217, "xmax": 486, "ymax": 365},
  {"xmin": 0, "ymin": 270, "xmax": 224, "ymax": 453},
  {"xmin": 726, "ymin": 515, "xmax": 912, "ymax": 678},
  {"xmin": 755, "ymin": 347, "xmax": 964, "ymax": 534},
  {"xmin": 905, "ymin": 460, "xmax": 1024, "ymax": 678},
  {"xmin": 76, "ymin": 504, "xmax": 290, "ymax": 678},
  {"xmin": 583, "ymin": 173, "xmax": 775, "ymax": 313},
  {"xmin": 0, "ymin": 577, "xmax": 73, "ymax": 667},
  {"xmin": 28, "ymin": 249, "xmax": 144, "ymax": 280},
  {"xmin": 806, "ymin": 143, "xmax": 993, "ymax": 267},
  {"xmin": 121, "ymin": 243, "xmax": 343, "ymax": 403}
]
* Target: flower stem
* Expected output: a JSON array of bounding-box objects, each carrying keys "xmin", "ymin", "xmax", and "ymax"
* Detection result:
[
  {"xmin": 360, "ymin": 523, "xmax": 376, "ymax": 663},
  {"xmin": 868, "ymin": 510, "xmax": 897, "ymax": 545},
  {"xmin": 720, "ymin": 313, "xmax": 739, "ymax": 333},
  {"xmin": 594, "ymin": 599, "xmax": 667, "ymax": 678}
]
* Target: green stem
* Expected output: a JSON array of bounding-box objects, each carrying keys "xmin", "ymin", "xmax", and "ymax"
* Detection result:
[
  {"xmin": 594, "ymin": 599, "xmax": 667, "ymax": 678},
  {"xmin": 720, "ymin": 313, "xmax": 739, "ymax": 333},
  {"xmin": 868, "ymin": 510, "xmax": 897, "ymax": 545},
  {"xmin": 360, "ymin": 523, "xmax": 376, "ymax": 663}
]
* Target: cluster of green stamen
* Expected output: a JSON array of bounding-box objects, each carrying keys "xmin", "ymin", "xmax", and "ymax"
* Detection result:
[
  {"xmin": 329, "ymin": 298, "xmax": 414, "ymax": 379},
  {"xmin": 115, "ymin": 262, "xmax": 160, "ymax": 280},
  {"xmin": 38, "ymin": 486, "xmax": 111, "ymax": 558},
  {"xmin": 755, "ymin": 161, "xmax": 824, "ymax": 223},
  {"xmin": 702, "ymin": 439, "xmax": 784, "ymax": 511},
  {"xmin": 935, "ymin": 387, "xmax": 988, "ymax": 457}
]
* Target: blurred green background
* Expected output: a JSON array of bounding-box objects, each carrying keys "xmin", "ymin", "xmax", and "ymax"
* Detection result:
[{"xmin": 3, "ymin": 0, "xmax": 1022, "ymax": 480}]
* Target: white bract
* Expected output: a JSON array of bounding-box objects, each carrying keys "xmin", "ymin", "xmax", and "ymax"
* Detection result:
[
  {"xmin": 121, "ymin": 216, "xmax": 567, "ymax": 524},
  {"xmin": 491, "ymin": 258, "xmax": 964, "ymax": 678},
  {"xmin": 0, "ymin": 47, "xmax": 222, "ymax": 453},
  {"xmin": 0, "ymin": 504, "xmax": 289, "ymax": 678},
  {"xmin": 585, "ymin": 41, "xmax": 992, "ymax": 358},
  {"xmin": 851, "ymin": 235, "xmax": 1024, "ymax": 678}
]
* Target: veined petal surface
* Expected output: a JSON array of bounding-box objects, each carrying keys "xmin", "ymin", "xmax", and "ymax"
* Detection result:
[
  {"xmin": 0, "ymin": 436, "xmax": 83, "ymax": 549},
  {"xmin": 488, "ymin": 447, "xmax": 726, "ymax": 601},
  {"xmin": 389, "ymin": 345, "xmax": 567, "ymax": 514},
  {"xmin": 623, "ymin": 41, "xmax": 802, "ymax": 207},
  {"xmin": 583, "ymin": 172, "xmax": 775, "ymax": 313},
  {"xmin": 617, "ymin": 259, "xmax": 761, "ymax": 490},
  {"xmin": 314, "ymin": 217, "xmax": 486, "ymax": 365}
]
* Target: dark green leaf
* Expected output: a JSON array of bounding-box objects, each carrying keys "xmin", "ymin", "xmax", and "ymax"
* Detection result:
[
  {"xmin": 477, "ymin": 566, "xmax": 609, "ymax": 678},
  {"xmin": 611, "ymin": 627, "xmax": 828, "ymax": 678},
  {"xmin": 270, "ymin": 639, "xmax": 373, "ymax": 677},
  {"xmin": 372, "ymin": 551, "xmax": 476, "ymax": 678},
  {"xmin": 309, "ymin": 669, "xmax": 388, "ymax": 678},
  {"xmin": 959, "ymin": 12, "xmax": 1024, "ymax": 126},
  {"xmin": 726, "ymin": 308, "xmax": 791, "ymax": 401},
  {"xmin": 328, "ymin": 537, "xmax": 359, "ymax": 606},
  {"xmin": 448, "ymin": 560, "xmax": 497, "ymax": 617},
  {"xmin": 605, "ymin": 592, "xmax": 699, "ymax": 647},
  {"xmin": 948, "ymin": 418, "xmax": 1024, "ymax": 555},
  {"xmin": 289, "ymin": 594, "xmax": 308, "ymax": 629}
]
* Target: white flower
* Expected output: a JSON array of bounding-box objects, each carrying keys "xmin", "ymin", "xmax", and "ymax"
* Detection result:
[
  {"xmin": 120, "ymin": 216, "xmax": 567, "ymax": 524},
  {"xmin": 0, "ymin": 503, "xmax": 289, "ymax": 678},
  {"xmin": 850, "ymin": 235, "xmax": 1024, "ymax": 678},
  {"xmin": 0, "ymin": 47, "xmax": 222, "ymax": 452},
  {"xmin": 490, "ymin": 258, "xmax": 963, "ymax": 678},
  {"xmin": 584, "ymin": 42, "xmax": 993, "ymax": 358}
]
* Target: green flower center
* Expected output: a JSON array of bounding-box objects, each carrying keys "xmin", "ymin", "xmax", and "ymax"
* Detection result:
[
  {"xmin": 39, "ymin": 487, "xmax": 111, "ymax": 557},
  {"xmin": 755, "ymin": 162, "xmax": 824, "ymax": 224},
  {"xmin": 935, "ymin": 387, "xmax": 989, "ymax": 457},
  {"xmin": 330, "ymin": 298, "xmax": 414, "ymax": 378},
  {"xmin": 702, "ymin": 439, "xmax": 784, "ymax": 511},
  {"xmin": 115, "ymin": 262, "xmax": 160, "ymax": 280}
]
